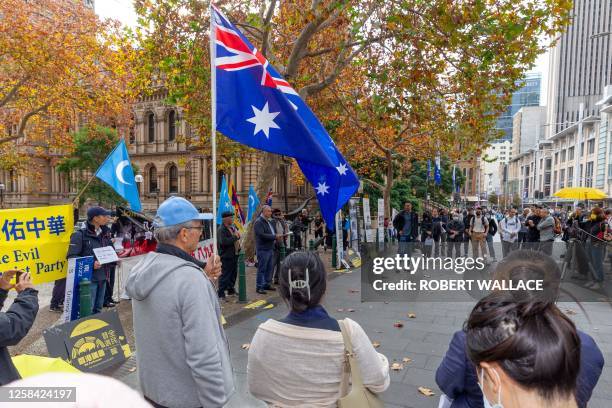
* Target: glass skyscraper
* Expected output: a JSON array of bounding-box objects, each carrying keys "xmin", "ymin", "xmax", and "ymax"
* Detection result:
[{"xmin": 495, "ymin": 73, "xmax": 541, "ymax": 142}]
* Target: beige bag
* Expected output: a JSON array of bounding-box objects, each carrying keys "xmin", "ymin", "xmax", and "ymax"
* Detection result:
[{"xmin": 338, "ymin": 320, "xmax": 385, "ymax": 408}]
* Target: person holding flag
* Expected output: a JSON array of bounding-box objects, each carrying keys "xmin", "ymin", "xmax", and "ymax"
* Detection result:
[
  {"xmin": 217, "ymin": 211, "xmax": 240, "ymax": 300},
  {"xmin": 228, "ymin": 179, "xmax": 246, "ymax": 230}
]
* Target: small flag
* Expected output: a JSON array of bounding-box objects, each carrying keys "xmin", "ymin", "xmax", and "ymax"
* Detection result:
[
  {"xmin": 217, "ymin": 175, "xmax": 233, "ymax": 224},
  {"xmin": 434, "ymin": 155, "xmax": 441, "ymax": 186},
  {"xmin": 426, "ymin": 160, "xmax": 431, "ymax": 181},
  {"xmin": 228, "ymin": 179, "xmax": 245, "ymax": 230},
  {"xmin": 95, "ymin": 140, "xmax": 141, "ymax": 211},
  {"xmin": 265, "ymin": 187, "xmax": 273, "ymax": 206},
  {"xmin": 247, "ymin": 184, "xmax": 260, "ymax": 223}
]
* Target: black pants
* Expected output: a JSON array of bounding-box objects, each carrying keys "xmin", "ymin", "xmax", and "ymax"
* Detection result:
[
  {"xmin": 273, "ymin": 247, "xmax": 283, "ymax": 284},
  {"xmin": 218, "ymin": 255, "xmax": 238, "ymax": 297},
  {"xmin": 517, "ymin": 231, "xmax": 528, "ymax": 248},
  {"xmin": 51, "ymin": 278, "xmax": 66, "ymax": 308},
  {"xmin": 315, "ymin": 228, "xmax": 323, "ymax": 239},
  {"xmin": 104, "ymin": 266, "xmax": 116, "ymax": 304}
]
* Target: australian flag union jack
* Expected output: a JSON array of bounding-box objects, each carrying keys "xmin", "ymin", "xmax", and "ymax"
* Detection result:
[{"xmin": 212, "ymin": 4, "xmax": 359, "ymax": 227}]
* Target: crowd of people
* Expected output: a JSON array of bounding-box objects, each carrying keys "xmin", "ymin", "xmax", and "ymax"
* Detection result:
[
  {"xmin": 0, "ymin": 195, "xmax": 608, "ymax": 407},
  {"xmin": 391, "ymin": 201, "xmax": 611, "ymax": 290}
]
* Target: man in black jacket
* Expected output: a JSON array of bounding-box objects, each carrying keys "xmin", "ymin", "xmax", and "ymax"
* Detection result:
[
  {"xmin": 392, "ymin": 202, "xmax": 419, "ymax": 256},
  {"xmin": 0, "ymin": 270, "xmax": 38, "ymax": 386},
  {"xmin": 67, "ymin": 206, "xmax": 114, "ymax": 314},
  {"xmin": 217, "ymin": 211, "xmax": 240, "ymax": 300},
  {"xmin": 254, "ymin": 205, "xmax": 282, "ymax": 294},
  {"xmin": 463, "ymin": 208, "xmax": 475, "ymax": 256}
]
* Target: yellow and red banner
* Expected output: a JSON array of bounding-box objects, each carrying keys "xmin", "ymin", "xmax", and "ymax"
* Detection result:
[
  {"xmin": 228, "ymin": 179, "xmax": 245, "ymax": 231},
  {"xmin": 0, "ymin": 205, "xmax": 74, "ymax": 284}
]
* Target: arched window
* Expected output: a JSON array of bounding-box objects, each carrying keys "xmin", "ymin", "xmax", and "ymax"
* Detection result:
[
  {"xmin": 148, "ymin": 166, "xmax": 158, "ymax": 193},
  {"xmin": 147, "ymin": 112, "xmax": 155, "ymax": 143},
  {"xmin": 168, "ymin": 110, "xmax": 176, "ymax": 142},
  {"xmin": 168, "ymin": 165, "xmax": 178, "ymax": 194}
]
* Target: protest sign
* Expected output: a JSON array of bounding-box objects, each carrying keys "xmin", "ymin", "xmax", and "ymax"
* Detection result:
[
  {"xmin": 335, "ymin": 211, "xmax": 344, "ymax": 266},
  {"xmin": 362, "ymin": 198, "xmax": 373, "ymax": 243},
  {"xmin": 92, "ymin": 246, "xmax": 119, "ymax": 265},
  {"xmin": 63, "ymin": 256, "xmax": 94, "ymax": 323},
  {"xmin": 377, "ymin": 198, "xmax": 385, "ymax": 242},
  {"xmin": 44, "ymin": 310, "xmax": 131, "ymax": 373},
  {"xmin": 0, "ymin": 205, "xmax": 73, "ymax": 284},
  {"xmin": 194, "ymin": 238, "xmax": 215, "ymax": 263}
]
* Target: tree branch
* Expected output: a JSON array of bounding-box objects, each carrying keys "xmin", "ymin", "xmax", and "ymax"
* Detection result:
[
  {"xmin": 0, "ymin": 102, "xmax": 51, "ymax": 145},
  {"xmin": 0, "ymin": 76, "xmax": 29, "ymax": 108},
  {"xmin": 362, "ymin": 177, "xmax": 384, "ymax": 191},
  {"xmin": 260, "ymin": 0, "xmax": 278, "ymax": 57}
]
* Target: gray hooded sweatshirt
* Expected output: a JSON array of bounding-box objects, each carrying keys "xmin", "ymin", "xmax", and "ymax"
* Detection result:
[{"xmin": 125, "ymin": 252, "xmax": 234, "ymax": 408}]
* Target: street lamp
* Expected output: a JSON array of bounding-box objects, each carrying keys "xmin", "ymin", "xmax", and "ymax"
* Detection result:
[
  {"xmin": 0, "ymin": 183, "xmax": 5, "ymax": 209},
  {"xmin": 135, "ymin": 174, "xmax": 144, "ymax": 198}
]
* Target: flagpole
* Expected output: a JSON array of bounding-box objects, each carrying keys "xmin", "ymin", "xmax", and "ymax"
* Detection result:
[
  {"xmin": 72, "ymin": 172, "xmax": 97, "ymax": 206},
  {"xmin": 210, "ymin": 5, "xmax": 218, "ymax": 255}
]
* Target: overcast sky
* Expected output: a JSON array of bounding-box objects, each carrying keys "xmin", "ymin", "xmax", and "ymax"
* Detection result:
[{"xmin": 95, "ymin": 0, "xmax": 550, "ymax": 104}]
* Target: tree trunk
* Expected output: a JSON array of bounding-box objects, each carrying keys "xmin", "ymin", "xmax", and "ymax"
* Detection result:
[{"xmin": 243, "ymin": 152, "xmax": 280, "ymax": 260}]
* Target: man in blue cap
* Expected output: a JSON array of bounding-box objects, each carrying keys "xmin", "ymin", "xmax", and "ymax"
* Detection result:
[
  {"xmin": 65, "ymin": 206, "xmax": 114, "ymax": 314},
  {"xmin": 125, "ymin": 196, "xmax": 233, "ymax": 408}
]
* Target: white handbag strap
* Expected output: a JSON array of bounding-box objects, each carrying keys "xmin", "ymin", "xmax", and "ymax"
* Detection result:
[{"xmin": 339, "ymin": 319, "xmax": 364, "ymax": 387}]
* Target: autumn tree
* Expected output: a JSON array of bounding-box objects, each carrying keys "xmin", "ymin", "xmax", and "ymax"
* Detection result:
[
  {"xmin": 0, "ymin": 0, "xmax": 138, "ymax": 171},
  {"xmin": 329, "ymin": 0, "xmax": 571, "ymax": 216}
]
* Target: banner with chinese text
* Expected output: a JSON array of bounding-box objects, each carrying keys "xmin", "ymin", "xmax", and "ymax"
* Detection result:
[{"xmin": 0, "ymin": 205, "xmax": 73, "ymax": 284}]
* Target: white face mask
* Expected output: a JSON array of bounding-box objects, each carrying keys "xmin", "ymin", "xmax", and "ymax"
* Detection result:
[{"xmin": 479, "ymin": 367, "xmax": 503, "ymax": 408}]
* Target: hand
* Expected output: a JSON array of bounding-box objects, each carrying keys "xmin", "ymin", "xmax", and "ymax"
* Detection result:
[
  {"xmin": 93, "ymin": 261, "xmax": 101, "ymax": 270},
  {"xmin": 15, "ymin": 272, "xmax": 33, "ymax": 293},
  {"xmin": 0, "ymin": 270, "xmax": 18, "ymax": 291},
  {"xmin": 205, "ymin": 255, "xmax": 222, "ymax": 281},
  {"xmin": 234, "ymin": 231, "xmax": 241, "ymax": 239},
  {"xmin": 275, "ymin": 234, "xmax": 283, "ymax": 241}
]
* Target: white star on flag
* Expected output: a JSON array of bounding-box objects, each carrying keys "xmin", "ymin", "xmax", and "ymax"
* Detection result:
[
  {"xmin": 315, "ymin": 182, "xmax": 330, "ymax": 196},
  {"xmin": 247, "ymin": 102, "xmax": 280, "ymax": 139},
  {"xmin": 336, "ymin": 163, "xmax": 348, "ymax": 176}
]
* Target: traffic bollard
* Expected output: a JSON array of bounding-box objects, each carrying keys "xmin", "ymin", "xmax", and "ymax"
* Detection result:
[
  {"xmin": 238, "ymin": 250, "xmax": 247, "ymax": 303},
  {"xmin": 332, "ymin": 239, "xmax": 337, "ymax": 269},
  {"xmin": 79, "ymin": 278, "xmax": 92, "ymax": 318}
]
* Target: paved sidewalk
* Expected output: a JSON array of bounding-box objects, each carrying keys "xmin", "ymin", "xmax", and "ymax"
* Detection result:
[{"xmin": 221, "ymin": 267, "xmax": 612, "ymax": 408}]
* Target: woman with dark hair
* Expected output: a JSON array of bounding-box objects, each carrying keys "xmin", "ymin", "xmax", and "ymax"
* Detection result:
[
  {"xmin": 465, "ymin": 292, "xmax": 581, "ymax": 407},
  {"xmin": 247, "ymin": 251, "xmax": 389, "ymax": 406},
  {"xmin": 435, "ymin": 250, "xmax": 604, "ymax": 408}
]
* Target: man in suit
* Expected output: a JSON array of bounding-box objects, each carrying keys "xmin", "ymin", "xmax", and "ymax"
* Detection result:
[
  {"xmin": 392, "ymin": 201, "xmax": 419, "ymax": 257},
  {"xmin": 217, "ymin": 211, "xmax": 240, "ymax": 300},
  {"xmin": 254, "ymin": 205, "xmax": 282, "ymax": 294}
]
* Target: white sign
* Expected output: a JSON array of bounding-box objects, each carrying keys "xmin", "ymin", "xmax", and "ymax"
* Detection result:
[
  {"xmin": 93, "ymin": 246, "xmax": 120, "ymax": 265},
  {"xmin": 194, "ymin": 238, "xmax": 215, "ymax": 264},
  {"xmin": 335, "ymin": 211, "xmax": 344, "ymax": 267},
  {"xmin": 362, "ymin": 198, "xmax": 372, "ymax": 242},
  {"xmin": 349, "ymin": 199, "xmax": 360, "ymax": 253},
  {"xmin": 377, "ymin": 198, "xmax": 385, "ymax": 243}
]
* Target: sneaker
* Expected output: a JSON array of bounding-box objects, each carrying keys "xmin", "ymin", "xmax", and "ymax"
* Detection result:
[
  {"xmin": 227, "ymin": 289, "xmax": 237, "ymax": 296},
  {"xmin": 263, "ymin": 286, "xmax": 276, "ymax": 291},
  {"xmin": 256, "ymin": 289, "xmax": 267, "ymax": 295},
  {"xmin": 103, "ymin": 302, "xmax": 116, "ymax": 308}
]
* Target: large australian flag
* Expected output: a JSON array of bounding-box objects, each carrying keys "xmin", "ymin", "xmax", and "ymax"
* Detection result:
[{"xmin": 212, "ymin": 5, "xmax": 359, "ymax": 227}]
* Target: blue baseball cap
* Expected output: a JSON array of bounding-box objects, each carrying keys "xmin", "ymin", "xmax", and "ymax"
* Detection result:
[
  {"xmin": 154, "ymin": 196, "xmax": 208, "ymax": 227},
  {"xmin": 87, "ymin": 206, "xmax": 112, "ymax": 220}
]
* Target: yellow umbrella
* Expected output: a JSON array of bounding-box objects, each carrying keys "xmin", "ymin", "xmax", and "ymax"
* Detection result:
[
  {"xmin": 12, "ymin": 355, "xmax": 80, "ymax": 378},
  {"xmin": 553, "ymin": 187, "xmax": 608, "ymax": 200}
]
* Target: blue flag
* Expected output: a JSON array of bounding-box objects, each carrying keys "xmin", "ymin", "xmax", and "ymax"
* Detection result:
[
  {"xmin": 217, "ymin": 175, "xmax": 233, "ymax": 224},
  {"xmin": 95, "ymin": 140, "xmax": 141, "ymax": 211},
  {"xmin": 426, "ymin": 160, "xmax": 431, "ymax": 181},
  {"xmin": 434, "ymin": 156, "xmax": 442, "ymax": 186},
  {"xmin": 211, "ymin": 5, "xmax": 359, "ymax": 227},
  {"xmin": 247, "ymin": 184, "xmax": 260, "ymax": 223}
]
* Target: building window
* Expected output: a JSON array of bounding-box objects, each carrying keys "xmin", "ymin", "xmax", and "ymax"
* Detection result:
[
  {"xmin": 567, "ymin": 167, "xmax": 573, "ymax": 187},
  {"xmin": 580, "ymin": 142, "xmax": 584, "ymax": 157},
  {"xmin": 587, "ymin": 139, "xmax": 595, "ymax": 155},
  {"xmin": 560, "ymin": 149, "xmax": 566, "ymax": 163},
  {"xmin": 585, "ymin": 162, "xmax": 594, "ymax": 187},
  {"xmin": 168, "ymin": 110, "xmax": 176, "ymax": 142},
  {"xmin": 148, "ymin": 166, "xmax": 158, "ymax": 193},
  {"xmin": 568, "ymin": 146, "xmax": 574, "ymax": 161},
  {"xmin": 553, "ymin": 171, "xmax": 557, "ymax": 190},
  {"xmin": 559, "ymin": 169, "xmax": 565, "ymax": 188},
  {"xmin": 8, "ymin": 170, "xmax": 17, "ymax": 192},
  {"xmin": 554, "ymin": 152, "xmax": 558, "ymax": 165},
  {"xmin": 147, "ymin": 112, "xmax": 155, "ymax": 143},
  {"xmin": 168, "ymin": 165, "xmax": 178, "ymax": 194}
]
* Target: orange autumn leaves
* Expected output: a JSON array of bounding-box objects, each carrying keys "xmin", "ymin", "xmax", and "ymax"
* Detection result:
[{"xmin": 0, "ymin": 0, "xmax": 139, "ymax": 169}]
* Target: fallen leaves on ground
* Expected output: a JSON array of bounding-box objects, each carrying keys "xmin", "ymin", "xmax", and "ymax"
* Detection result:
[
  {"xmin": 564, "ymin": 309, "xmax": 577, "ymax": 315},
  {"xmin": 129, "ymin": 367, "xmax": 136, "ymax": 372},
  {"xmin": 348, "ymin": 289, "xmax": 360, "ymax": 293},
  {"xmin": 337, "ymin": 308, "xmax": 344, "ymax": 312},
  {"xmin": 407, "ymin": 313, "xmax": 416, "ymax": 318},
  {"xmin": 390, "ymin": 362, "xmax": 404, "ymax": 371},
  {"xmin": 418, "ymin": 387, "xmax": 435, "ymax": 396},
  {"xmin": 402, "ymin": 357, "xmax": 412, "ymax": 363},
  {"xmin": 393, "ymin": 322, "xmax": 404, "ymax": 328},
  {"xmin": 241, "ymin": 343, "xmax": 250, "ymax": 350},
  {"xmin": 372, "ymin": 341, "xmax": 381, "ymax": 348},
  {"xmin": 347, "ymin": 308, "xmax": 356, "ymax": 312}
]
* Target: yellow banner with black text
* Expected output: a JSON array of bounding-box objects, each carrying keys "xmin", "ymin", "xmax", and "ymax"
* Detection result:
[{"xmin": 0, "ymin": 205, "xmax": 73, "ymax": 284}]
